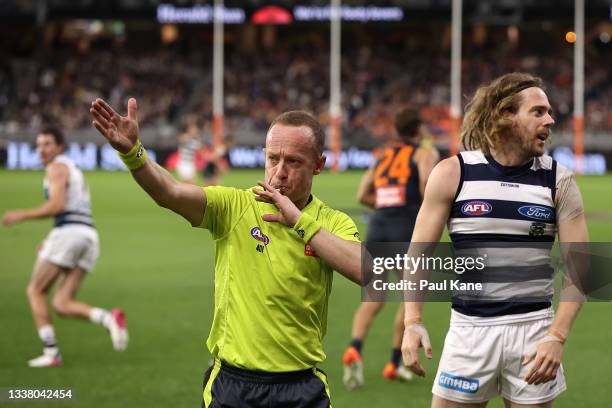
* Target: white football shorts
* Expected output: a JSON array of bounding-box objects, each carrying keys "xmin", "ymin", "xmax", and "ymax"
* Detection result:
[
  {"xmin": 39, "ymin": 225, "xmax": 99, "ymax": 273},
  {"xmin": 432, "ymin": 308, "xmax": 566, "ymax": 405},
  {"xmin": 177, "ymin": 161, "xmax": 196, "ymax": 180}
]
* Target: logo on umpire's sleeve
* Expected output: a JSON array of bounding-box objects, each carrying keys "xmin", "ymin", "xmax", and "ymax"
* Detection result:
[
  {"xmin": 297, "ymin": 229, "xmax": 305, "ymax": 238},
  {"xmin": 304, "ymin": 244, "xmax": 318, "ymax": 257},
  {"xmin": 136, "ymin": 145, "xmax": 144, "ymax": 158}
]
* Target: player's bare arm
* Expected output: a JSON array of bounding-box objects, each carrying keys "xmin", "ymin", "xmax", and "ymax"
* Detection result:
[
  {"xmin": 356, "ymin": 167, "xmax": 376, "ymax": 209},
  {"xmin": 2, "ymin": 163, "xmax": 68, "ymax": 226},
  {"xmin": 401, "ymin": 156, "xmax": 459, "ymax": 376},
  {"xmin": 524, "ymin": 174, "xmax": 588, "ymax": 385},
  {"xmin": 253, "ymin": 180, "xmax": 362, "ymax": 285},
  {"xmin": 90, "ymin": 98, "xmax": 206, "ymax": 226}
]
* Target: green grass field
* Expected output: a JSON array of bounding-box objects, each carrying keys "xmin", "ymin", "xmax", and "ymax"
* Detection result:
[{"xmin": 1, "ymin": 169, "xmax": 611, "ymax": 407}]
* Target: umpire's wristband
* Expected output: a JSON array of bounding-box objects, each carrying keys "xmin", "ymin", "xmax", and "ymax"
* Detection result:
[
  {"xmin": 118, "ymin": 140, "xmax": 148, "ymax": 171},
  {"xmin": 293, "ymin": 213, "xmax": 322, "ymax": 243}
]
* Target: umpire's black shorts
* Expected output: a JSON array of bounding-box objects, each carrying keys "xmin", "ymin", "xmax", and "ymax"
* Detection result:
[{"xmin": 202, "ymin": 359, "xmax": 332, "ymax": 408}]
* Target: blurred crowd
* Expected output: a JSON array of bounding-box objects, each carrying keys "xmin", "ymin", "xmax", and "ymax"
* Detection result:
[{"xmin": 0, "ymin": 27, "xmax": 610, "ymax": 146}]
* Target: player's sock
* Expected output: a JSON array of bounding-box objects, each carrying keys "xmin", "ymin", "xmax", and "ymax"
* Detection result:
[
  {"xmin": 349, "ymin": 338, "xmax": 363, "ymax": 354},
  {"xmin": 390, "ymin": 347, "xmax": 402, "ymax": 367},
  {"xmin": 38, "ymin": 325, "xmax": 59, "ymax": 355},
  {"xmin": 343, "ymin": 342, "xmax": 364, "ymax": 390},
  {"xmin": 89, "ymin": 307, "xmax": 112, "ymax": 329},
  {"xmin": 31, "ymin": 325, "xmax": 61, "ymax": 367}
]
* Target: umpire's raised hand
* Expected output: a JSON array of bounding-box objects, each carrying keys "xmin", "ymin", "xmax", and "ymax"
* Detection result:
[{"xmin": 90, "ymin": 98, "xmax": 139, "ymax": 154}]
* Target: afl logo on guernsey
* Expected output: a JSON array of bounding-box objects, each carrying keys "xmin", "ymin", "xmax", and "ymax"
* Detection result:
[
  {"xmin": 461, "ymin": 201, "xmax": 492, "ymax": 216},
  {"xmin": 250, "ymin": 227, "xmax": 270, "ymax": 245},
  {"xmin": 518, "ymin": 205, "xmax": 553, "ymax": 221}
]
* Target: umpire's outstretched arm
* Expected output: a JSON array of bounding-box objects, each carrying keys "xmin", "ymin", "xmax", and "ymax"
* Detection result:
[{"xmin": 91, "ymin": 98, "xmax": 206, "ymax": 227}]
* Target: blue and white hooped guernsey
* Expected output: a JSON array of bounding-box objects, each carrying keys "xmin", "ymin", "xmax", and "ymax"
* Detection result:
[
  {"xmin": 448, "ymin": 150, "xmax": 558, "ymax": 317},
  {"xmin": 44, "ymin": 154, "xmax": 95, "ymax": 228}
]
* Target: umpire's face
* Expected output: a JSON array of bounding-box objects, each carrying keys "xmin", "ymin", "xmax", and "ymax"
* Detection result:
[{"xmin": 264, "ymin": 124, "xmax": 325, "ymax": 208}]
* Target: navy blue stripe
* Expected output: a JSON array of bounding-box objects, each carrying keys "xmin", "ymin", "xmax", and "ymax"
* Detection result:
[
  {"xmin": 459, "ymin": 265, "xmax": 554, "ymax": 283},
  {"xmin": 463, "ymin": 163, "xmax": 554, "ymax": 188},
  {"xmin": 55, "ymin": 221, "xmax": 96, "ymax": 228},
  {"xmin": 56, "ymin": 210, "xmax": 92, "ymax": 217},
  {"xmin": 451, "ymin": 199, "xmax": 556, "ymax": 224},
  {"xmin": 450, "ymin": 233, "xmax": 555, "ymax": 243},
  {"xmin": 54, "ymin": 211, "xmax": 94, "ymax": 228},
  {"xmin": 453, "ymin": 154, "xmax": 465, "ymax": 202},
  {"xmin": 451, "ymin": 300, "xmax": 551, "ymax": 317},
  {"xmin": 451, "ymin": 241, "xmax": 555, "ymax": 250},
  {"xmin": 484, "ymin": 155, "xmax": 535, "ymax": 176}
]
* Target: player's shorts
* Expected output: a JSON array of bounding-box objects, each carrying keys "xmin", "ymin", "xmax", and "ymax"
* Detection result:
[
  {"xmin": 432, "ymin": 308, "xmax": 566, "ymax": 405},
  {"xmin": 202, "ymin": 360, "xmax": 332, "ymax": 408},
  {"xmin": 177, "ymin": 161, "xmax": 196, "ymax": 180},
  {"xmin": 203, "ymin": 162, "xmax": 218, "ymax": 178},
  {"xmin": 365, "ymin": 212, "xmax": 416, "ymax": 244},
  {"xmin": 38, "ymin": 225, "xmax": 99, "ymax": 273}
]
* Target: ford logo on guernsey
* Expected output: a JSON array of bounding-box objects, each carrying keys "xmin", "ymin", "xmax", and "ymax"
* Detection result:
[
  {"xmin": 461, "ymin": 201, "xmax": 492, "ymax": 216},
  {"xmin": 518, "ymin": 205, "xmax": 553, "ymax": 221},
  {"xmin": 250, "ymin": 227, "xmax": 270, "ymax": 245},
  {"xmin": 438, "ymin": 372, "xmax": 479, "ymax": 393}
]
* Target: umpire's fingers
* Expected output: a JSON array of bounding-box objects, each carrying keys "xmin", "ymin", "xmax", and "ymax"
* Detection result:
[
  {"xmin": 262, "ymin": 213, "xmax": 282, "ymax": 223},
  {"xmin": 94, "ymin": 98, "xmax": 119, "ymax": 124},
  {"xmin": 252, "ymin": 186, "xmax": 273, "ymax": 200},
  {"xmin": 91, "ymin": 99, "xmax": 111, "ymax": 121},
  {"xmin": 127, "ymin": 98, "xmax": 138, "ymax": 121},
  {"xmin": 92, "ymin": 120, "xmax": 112, "ymax": 141},
  {"xmin": 91, "ymin": 108, "xmax": 111, "ymax": 131}
]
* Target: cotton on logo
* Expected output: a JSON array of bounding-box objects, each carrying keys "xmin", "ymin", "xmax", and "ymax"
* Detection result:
[{"xmin": 461, "ymin": 201, "xmax": 492, "ymax": 216}]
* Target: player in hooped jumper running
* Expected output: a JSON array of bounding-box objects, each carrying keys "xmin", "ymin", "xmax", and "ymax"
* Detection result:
[{"xmin": 401, "ymin": 73, "xmax": 588, "ymax": 407}]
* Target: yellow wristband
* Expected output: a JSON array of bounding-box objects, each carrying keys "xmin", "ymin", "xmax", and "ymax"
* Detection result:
[
  {"xmin": 118, "ymin": 140, "xmax": 148, "ymax": 171},
  {"xmin": 293, "ymin": 212, "xmax": 322, "ymax": 243}
]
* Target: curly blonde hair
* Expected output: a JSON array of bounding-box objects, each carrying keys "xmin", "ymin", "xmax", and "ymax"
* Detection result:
[{"xmin": 461, "ymin": 73, "xmax": 544, "ymax": 155}]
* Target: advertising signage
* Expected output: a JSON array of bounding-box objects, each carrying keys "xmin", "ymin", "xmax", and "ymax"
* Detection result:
[{"xmin": 156, "ymin": 3, "xmax": 405, "ymax": 24}]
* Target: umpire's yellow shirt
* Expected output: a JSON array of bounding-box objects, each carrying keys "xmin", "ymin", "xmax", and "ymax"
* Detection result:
[{"xmin": 199, "ymin": 186, "xmax": 360, "ymax": 372}]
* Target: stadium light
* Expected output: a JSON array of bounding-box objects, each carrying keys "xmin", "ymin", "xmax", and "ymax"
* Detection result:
[{"xmin": 160, "ymin": 24, "xmax": 178, "ymax": 44}]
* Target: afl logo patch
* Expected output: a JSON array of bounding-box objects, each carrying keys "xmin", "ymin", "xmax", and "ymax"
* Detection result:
[
  {"xmin": 250, "ymin": 227, "xmax": 270, "ymax": 245},
  {"xmin": 518, "ymin": 205, "xmax": 553, "ymax": 221},
  {"xmin": 461, "ymin": 201, "xmax": 492, "ymax": 216}
]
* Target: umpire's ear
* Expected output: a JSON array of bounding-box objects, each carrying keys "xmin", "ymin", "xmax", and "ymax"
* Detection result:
[{"xmin": 313, "ymin": 155, "xmax": 326, "ymax": 175}]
